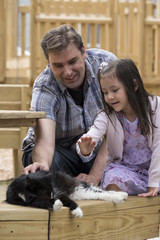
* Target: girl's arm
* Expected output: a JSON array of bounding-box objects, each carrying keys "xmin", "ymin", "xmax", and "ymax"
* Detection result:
[
  {"xmin": 76, "ymin": 138, "xmax": 108, "ymax": 185},
  {"xmin": 148, "ymin": 97, "xmax": 160, "ymax": 186},
  {"xmin": 142, "ymin": 96, "xmax": 160, "ymax": 196},
  {"xmin": 76, "ymin": 111, "xmax": 108, "ymax": 158}
]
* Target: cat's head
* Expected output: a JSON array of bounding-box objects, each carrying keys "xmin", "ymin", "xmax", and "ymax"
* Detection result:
[{"xmin": 24, "ymin": 171, "xmax": 52, "ymax": 202}]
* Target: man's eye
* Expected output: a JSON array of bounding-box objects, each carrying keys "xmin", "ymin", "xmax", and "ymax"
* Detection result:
[
  {"xmin": 69, "ymin": 59, "xmax": 77, "ymax": 65},
  {"xmin": 54, "ymin": 65, "xmax": 62, "ymax": 68}
]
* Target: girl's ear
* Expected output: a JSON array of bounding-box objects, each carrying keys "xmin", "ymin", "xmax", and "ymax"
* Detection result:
[{"xmin": 133, "ymin": 79, "xmax": 139, "ymax": 91}]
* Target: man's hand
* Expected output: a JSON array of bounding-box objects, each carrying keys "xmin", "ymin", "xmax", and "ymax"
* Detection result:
[
  {"xmin": 138, "ymin": 187, "xmax": 159, "ymax": 197},
  {"xmin": 23, "ymin": 162, "xmax": 50, "ymax": 175},
  {"xmin": 75, "ymin": 173, "xmax": 99, "ymax": 185},
  {"xmin": 77, "ymin": 135, "xmax": 96, "ymax": 156}
]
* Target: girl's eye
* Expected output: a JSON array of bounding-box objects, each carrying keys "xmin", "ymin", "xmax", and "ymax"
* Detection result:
[{"xmin": 113, "ymin": 89, "xmax": 118, "ymax": 93}]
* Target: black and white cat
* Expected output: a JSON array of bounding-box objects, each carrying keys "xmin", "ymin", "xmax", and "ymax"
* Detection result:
[{"xmin": 6, "ymin": 170, "xmax": 128, "ymax": 217}]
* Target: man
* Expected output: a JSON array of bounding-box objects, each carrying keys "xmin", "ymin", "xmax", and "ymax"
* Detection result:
[{"xmin": 22, "ymin": 24, "xmax": 117, "ymax": 185}]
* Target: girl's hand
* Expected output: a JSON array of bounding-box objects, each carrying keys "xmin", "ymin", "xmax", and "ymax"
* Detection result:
[
  {"xmin": 138, "ymin": 187, "xmax": 159, "ymax": 197},
  {"xmin": 77, "ymin": 135, "xmax": 96, "ymax": 156}
]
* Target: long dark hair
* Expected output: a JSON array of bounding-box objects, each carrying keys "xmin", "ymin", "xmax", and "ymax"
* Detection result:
[{"xmin": 97, "ymin": 58, "xmax": 156, "ymax": 136}]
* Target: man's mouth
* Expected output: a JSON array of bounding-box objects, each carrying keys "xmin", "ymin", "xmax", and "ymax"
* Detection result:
[{"xmin": 64, "ymin": 74, "xmax": 77, "ymax": 82}]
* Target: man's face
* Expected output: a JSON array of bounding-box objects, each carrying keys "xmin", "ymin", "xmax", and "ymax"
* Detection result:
[{"xmin": 48, "ymin": 44, "xmax": 86, "ymax": 89}]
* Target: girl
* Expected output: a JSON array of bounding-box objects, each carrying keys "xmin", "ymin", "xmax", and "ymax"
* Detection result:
[{"xmin": 77, "ymin": 58, "xmax": 160, "ymax": 197}]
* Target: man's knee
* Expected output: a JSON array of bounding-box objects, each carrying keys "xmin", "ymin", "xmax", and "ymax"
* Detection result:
[{"xmin": 22, "ymin": 148, "xmax": 33, "ymax": 167}]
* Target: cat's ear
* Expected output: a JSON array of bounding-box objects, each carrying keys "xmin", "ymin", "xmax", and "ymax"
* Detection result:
[
  {"xmin": 25, "ymin": 176, "xmax": 32, "ymax": 185},
  {"xmin": 43, "ymin": 173, "xmax": 52, "ymax": 182}
]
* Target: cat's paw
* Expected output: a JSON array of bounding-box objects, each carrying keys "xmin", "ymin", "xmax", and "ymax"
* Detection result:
[
  {"xmin": 71, "ymin": 207, "xmax": 83, "ymax": 218},
  {"xmin": 53, "ymin": 199, "xmax": 63, "ymax": 211},
  {"xmin": 118, "ymin": 191, "xmax": 128, "ymax": 200},
  {"xmin": 112, "ymin": 193, "xmax": 128, "ymax": 204}
]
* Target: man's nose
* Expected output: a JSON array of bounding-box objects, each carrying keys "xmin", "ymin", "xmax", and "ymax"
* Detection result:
[{"xmin": 63, "ymin": 65, "xmax": 72, "ymax": 76}]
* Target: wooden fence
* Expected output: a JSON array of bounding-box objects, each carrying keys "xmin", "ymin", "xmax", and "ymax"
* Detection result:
[{"xmin": 1, "ymin": 0, "xmax": 160, "ymax": 86}]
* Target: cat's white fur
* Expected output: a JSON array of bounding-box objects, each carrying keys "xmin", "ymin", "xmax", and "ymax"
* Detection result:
[
  {"xmin": 71, "ymin": 207, "xmax": 83, "ymax": 217},
  {"xmin": 71, "ymin": 184, "xmax": 128, "ymax": 204},
  {"xmin": 53, "ymin": 184, "xmax": 128, "ymax": 218},
  {"xmin": 53, "ymin": 199, "xmax": 63, "ymax": 211},
  {"xmin": 18, "ymin": 193, "xmax": 26, "ymax": 202}
]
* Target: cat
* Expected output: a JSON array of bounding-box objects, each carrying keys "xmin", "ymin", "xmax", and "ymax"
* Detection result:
[{"xmin": 6, "ymin": 170, "xmax": 128, "ymax": 217}]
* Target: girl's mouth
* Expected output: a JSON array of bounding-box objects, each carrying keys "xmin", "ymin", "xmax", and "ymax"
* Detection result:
[{"xmin": 112, "ymin": 101, "xmax": 119, "ymax": 105}]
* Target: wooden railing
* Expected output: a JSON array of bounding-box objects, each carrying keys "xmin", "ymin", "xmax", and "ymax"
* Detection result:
[
  {"xmin": 1, "ymin": 0, "xmax": 160, "ymax": 88},
  {"xmin": 18, "ymin": 5, "xmax": 30, "ymax": 57},
  {"xmin": 30, "ymin": 0, "xmax": 117, "ymax": 82}
]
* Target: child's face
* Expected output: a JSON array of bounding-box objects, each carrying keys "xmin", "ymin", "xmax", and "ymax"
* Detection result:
[{"xmin": 100, "ymin": 74, "xmax": 131, "ymax": 114}]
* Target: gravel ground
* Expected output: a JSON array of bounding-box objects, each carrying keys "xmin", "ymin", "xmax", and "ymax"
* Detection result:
[
  {"xmin": 0, "ymin": 149, "xmax": 13, "ymax": 202},
  {"xmin": 0, "ymin": 149, "xmax": 13, "ymax": 181}
]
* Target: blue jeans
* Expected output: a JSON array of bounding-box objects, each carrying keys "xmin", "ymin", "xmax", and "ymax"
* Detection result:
[{"xmin": 22, "ymin": 145, "xmax": 95, "ymax": 177}]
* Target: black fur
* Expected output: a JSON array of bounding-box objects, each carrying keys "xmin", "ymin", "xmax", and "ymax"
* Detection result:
[
  {"xmin": 6, "ymin": 171, "xmax": 80, "ymax": 212},
  {"xmin": 6, "ymin": 170, "xmax": 128, "ymax": 217}
]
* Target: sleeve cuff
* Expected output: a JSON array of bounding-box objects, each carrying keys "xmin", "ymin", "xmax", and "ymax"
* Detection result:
[{"xmin": 76, "ymin": 143, "xmax": 95, "ymax": 163}]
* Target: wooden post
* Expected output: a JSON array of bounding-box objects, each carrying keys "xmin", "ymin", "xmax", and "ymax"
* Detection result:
[
  {"xmin": 136, "ymin": 0, "xmax": 145, "ymax": 77},
  {"xmin": 109, "ymin": 0, "xmax": 118, "ymax": 55},
  {"xmin": 0, "ymin": 0, "xmax": 6, "ymax": 83},
  {"xmin": 6, "ymin": 0, "xmax": 18, "ymax": 59},
  {"xmin": 30, "ymin": 0, "xmax": 38, "ymax": 85},
  {"xmin": 157, "ymin": 0, "xmax": 160, "ymax": 17}
]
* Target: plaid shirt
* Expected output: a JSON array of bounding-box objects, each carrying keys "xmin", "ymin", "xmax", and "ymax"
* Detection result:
[{"xmin": 22, "ymin": 48, "xmax": 117, "ymax": 150}]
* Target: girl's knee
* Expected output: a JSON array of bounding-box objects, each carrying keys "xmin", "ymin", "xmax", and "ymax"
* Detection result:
[{"xmin": 106, "ymin": 184, "xmax": 121, "ymax": 191}]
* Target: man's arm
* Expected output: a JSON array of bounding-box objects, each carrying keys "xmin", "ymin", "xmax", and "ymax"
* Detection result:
[
  {"xmin": 76, "ymin": 139, "xmax": 107, "ymax": 185},
  {"xmin": 23, "ymin": 118, "xmax": 56, "ymax": 174}
]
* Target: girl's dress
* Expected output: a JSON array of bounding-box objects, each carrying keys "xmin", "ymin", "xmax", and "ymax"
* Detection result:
[{"xmin": 101, "ymin": 112, "xmax": 152, "ymax": 195}]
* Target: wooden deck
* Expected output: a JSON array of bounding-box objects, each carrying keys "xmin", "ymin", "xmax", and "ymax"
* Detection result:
[{"xmin": 0, "ymin": 196, "xmax": 159, "ymax": 240}]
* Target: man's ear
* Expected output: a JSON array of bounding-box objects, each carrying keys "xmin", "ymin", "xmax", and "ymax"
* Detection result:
[
  {"xmin": 82, "ymin": 46, "xmax": 86, "ymax": 59},
  {"xmin": 133, "ymin": 79, "xmax": 139, "ymax": 91}
]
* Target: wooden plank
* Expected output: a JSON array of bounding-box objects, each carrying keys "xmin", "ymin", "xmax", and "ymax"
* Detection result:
[
  {"xmin": 0, "ymin": 203, "xmax": 48, "ymax": 221},
  {"xmin": 36, "ymin": 14, "xmax": 112, "ymax": 23},
  {"xmin": 0, "ymin": 102, "xmax": 30, "ymax": 111},
  {"xmin": 0, "ymin": 110, "xmax": 46, "ymax": 120},
  {"xmin": 144, "ymin": 81, "xmax": 160, "ymax": 96},
  {"xmin": 0, "ymin": 128, "xmax": 20, "ymax": 148},
  {"xmin": 0, "ymin": 221, "xmax": 48, "ymax": 240},
  {"xmin": 50, "ymin": 206, "xmax": 159, "ymax": 240},
  {"xmin": 0, "ymin": 0, "xmax": 6, "ymax": 83},
  {"xmin": 0, "ymin": 118, "xmax": 36, "ymax": 127},
  {"xmin": 6, "ymin": 0, "xmax": 18, "ymax": 59},
  {"xmin": 50, "ymin": 196, "xmax": 160, "ymax": 240},
  {"xmin": 0, "ymin": 203, "xmax": 48, "ymax": 240},
  {"xmin": 0, "ymin": 84, "xmax": 31, "ymax": 111},
  {"xmin": 0, "ymin": 196, "xmax": 159, "ymax": 240}
]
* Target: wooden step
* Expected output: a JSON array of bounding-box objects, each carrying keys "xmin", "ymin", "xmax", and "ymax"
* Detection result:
[{"xmin": 0, "ymin": 196, "xmax": 159, "ymax": 240}]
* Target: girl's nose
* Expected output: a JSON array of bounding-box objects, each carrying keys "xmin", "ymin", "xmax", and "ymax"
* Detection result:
[{"xmin": 108, "ymin": 92, "xmax": 114, "ymax": 99}]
